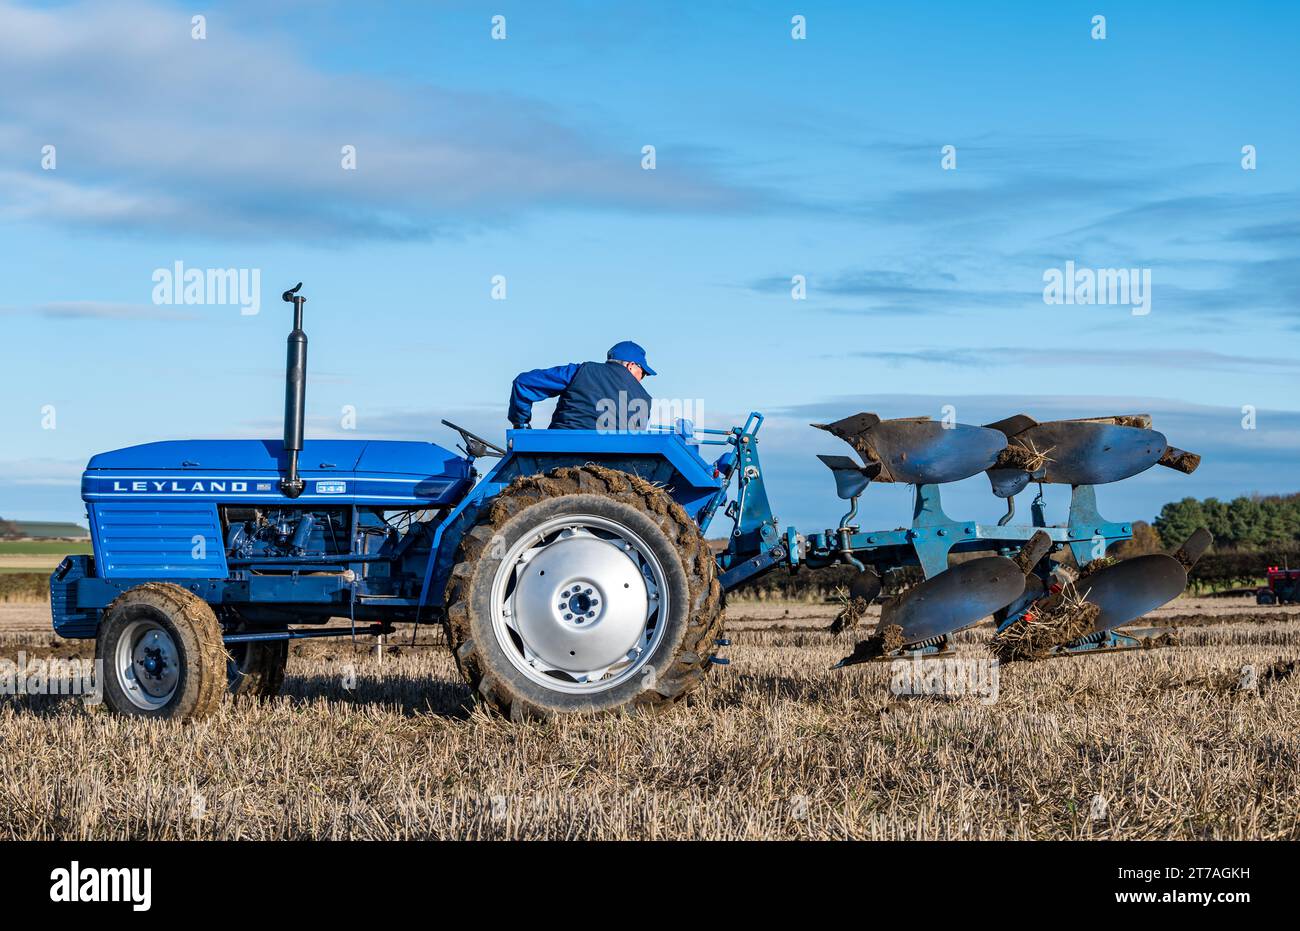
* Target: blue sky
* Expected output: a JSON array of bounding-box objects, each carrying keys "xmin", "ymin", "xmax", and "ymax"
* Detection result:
[{"xmin": 1, "ymin": 0, "xmax": 1297, "ymax": 533}]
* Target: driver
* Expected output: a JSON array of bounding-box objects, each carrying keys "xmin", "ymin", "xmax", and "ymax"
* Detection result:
[{"xmin": 507, "ymin": 341, "xmax": 656, "ymax": 432}]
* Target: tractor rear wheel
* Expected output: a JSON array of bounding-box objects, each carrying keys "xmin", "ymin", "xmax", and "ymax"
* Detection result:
[
  {"xmin": 96, "ymin": 583, "xmax": 226, "ymax": 721},
  {"xmin": 443, "ymin": 465, "xmax": 725, "ymax": 721}
]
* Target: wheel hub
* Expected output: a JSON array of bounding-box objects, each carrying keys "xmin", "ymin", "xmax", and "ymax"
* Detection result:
[
  {"xmin": 117, "ymin": 622, "xmax": 181, "ymax": 706},
  {"xmin": 510, "ymin": 531, "xmax": 651, "ymax": 674}
]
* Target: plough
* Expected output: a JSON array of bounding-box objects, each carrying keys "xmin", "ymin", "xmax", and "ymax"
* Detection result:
[{"xmin": 791, "ymin": 412, "xmax": 1209, "ymax": 665}]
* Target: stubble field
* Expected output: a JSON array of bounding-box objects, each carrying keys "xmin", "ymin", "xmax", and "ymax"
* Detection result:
[{"xmin": 0, "ymin": 597, "xmax": 1296, "ymax": 840}]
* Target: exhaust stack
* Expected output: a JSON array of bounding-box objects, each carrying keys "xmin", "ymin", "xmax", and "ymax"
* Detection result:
[{"xmin": 280, "ymin": 282, "xmax": 307, "ymax": 498}]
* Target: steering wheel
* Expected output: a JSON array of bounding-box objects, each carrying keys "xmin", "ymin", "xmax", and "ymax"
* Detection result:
[{"xmin": 441, "ymin": 419, "xmax": 506, "ymax": 459}]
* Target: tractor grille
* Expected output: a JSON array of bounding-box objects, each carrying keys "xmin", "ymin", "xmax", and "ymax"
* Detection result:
[
  {"xmin": 50, "ymin": 556, "xmax": 98, "ymax": 639},
  {"xmin": 90, "ymin": 502, "xmax": 228, "ymax": 578}
]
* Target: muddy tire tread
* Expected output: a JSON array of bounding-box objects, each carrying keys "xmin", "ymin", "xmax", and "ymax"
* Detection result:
[
  {"xmin": 97, "ymin": 582, "xmax": 227, "ymax": 721},
  {"xmin": 443, "ymin": 464, "xmax": 724, "ymax": 719}
]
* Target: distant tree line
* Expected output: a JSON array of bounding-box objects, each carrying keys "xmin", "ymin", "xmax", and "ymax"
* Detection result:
[
  {"xmin": 0, "ymin": 516, "xmax": 22, "ymax": 540},
  {"xmin": 1153, "ymin": 493, "xmax": 1300, "ymax": 551}
]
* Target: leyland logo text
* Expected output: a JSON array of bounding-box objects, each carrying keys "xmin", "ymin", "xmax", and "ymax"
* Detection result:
[
  {"xmin": 112, "ymin": 480, "xmax": 250, "ymax": 493},
  {"xmin": 50, "ymin": 862, "xmax": 151, "ymax": 911}
]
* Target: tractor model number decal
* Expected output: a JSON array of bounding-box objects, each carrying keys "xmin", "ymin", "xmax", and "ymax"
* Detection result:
[{"xmin": 316, "ymin": 480, "xmax": 347, "ymax": 495}]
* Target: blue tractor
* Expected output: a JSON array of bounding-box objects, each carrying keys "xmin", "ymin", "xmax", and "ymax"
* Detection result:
[{"xmin": 50, "ymin": 285, "xmax": 1210, "ymax": 721}]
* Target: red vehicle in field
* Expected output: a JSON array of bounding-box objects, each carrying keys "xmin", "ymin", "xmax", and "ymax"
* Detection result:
[{"xmin": 1257, "ymin": 567, "xmax": 1300, "ymax": 605}]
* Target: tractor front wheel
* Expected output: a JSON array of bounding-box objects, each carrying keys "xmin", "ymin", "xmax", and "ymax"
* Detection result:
[
  {"xmin": 96, "ymin": 583, "xmax": 227, "ymax": 721},
  {"xmin": 443, "ymin": 465, "xmax": 725, "ymax": 720}
]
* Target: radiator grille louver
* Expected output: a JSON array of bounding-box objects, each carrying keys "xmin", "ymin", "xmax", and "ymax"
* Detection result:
[{"xmin": 90, "ymin": 503, "xmax": 228, "ymax": 578}]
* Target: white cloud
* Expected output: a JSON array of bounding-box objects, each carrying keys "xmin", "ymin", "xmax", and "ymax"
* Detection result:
[
  {"xmin": 35, "ymin": 301, "xmax": 199, "ymax": 321},
  {"xmin": 0, "ymin": 459, "xmax": 85, "ymax": 486},
  {"xmin": 0, "ymin": 0, "xmax": 764, "ymax": 240}
]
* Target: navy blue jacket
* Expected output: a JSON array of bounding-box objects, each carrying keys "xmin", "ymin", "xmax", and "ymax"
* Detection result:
[{"xmin": 508, "ymin": 360, "xmax": 652, "ymax": 431}]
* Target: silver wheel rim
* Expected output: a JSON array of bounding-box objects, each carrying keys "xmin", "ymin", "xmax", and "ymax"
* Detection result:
[
  {"xmin": 490, "ymin": 513, "xmax": 669, "ymax": 694},
  {"xmin": 114, "ymin": 618, "xmax": 181, "ymax": 710}
]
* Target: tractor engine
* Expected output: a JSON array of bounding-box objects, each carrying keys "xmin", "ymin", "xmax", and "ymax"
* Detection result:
[{"xmin": 222, "ymin": 507, "xmax": 356, "ymax": 562}]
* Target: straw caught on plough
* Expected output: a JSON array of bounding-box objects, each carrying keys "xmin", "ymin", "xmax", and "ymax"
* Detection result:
[
  {"xmin": 989, "ymin": 581, "xmax": 1098, "ymax": 662},
  {"xmin": 995, "ymin": 437, "xmax": 1056, "ymax": 475},
  {"xmin": 828, "ymin": 589, "xmax": 871, "ymax": 635}
]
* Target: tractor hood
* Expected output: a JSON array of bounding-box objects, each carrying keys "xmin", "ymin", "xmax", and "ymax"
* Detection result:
[
  {"xmin": 88, "ymin": 439, "xmax": 369, "ymax": 472},
  {"xmin": 83, "ymin": 439, "xmax": 474, "ymax": 507}
]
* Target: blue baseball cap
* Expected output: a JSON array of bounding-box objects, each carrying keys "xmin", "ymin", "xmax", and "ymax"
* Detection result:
[{"xmin": 607, "ymin": 340, "xmax": 656, "ymax": 376}]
